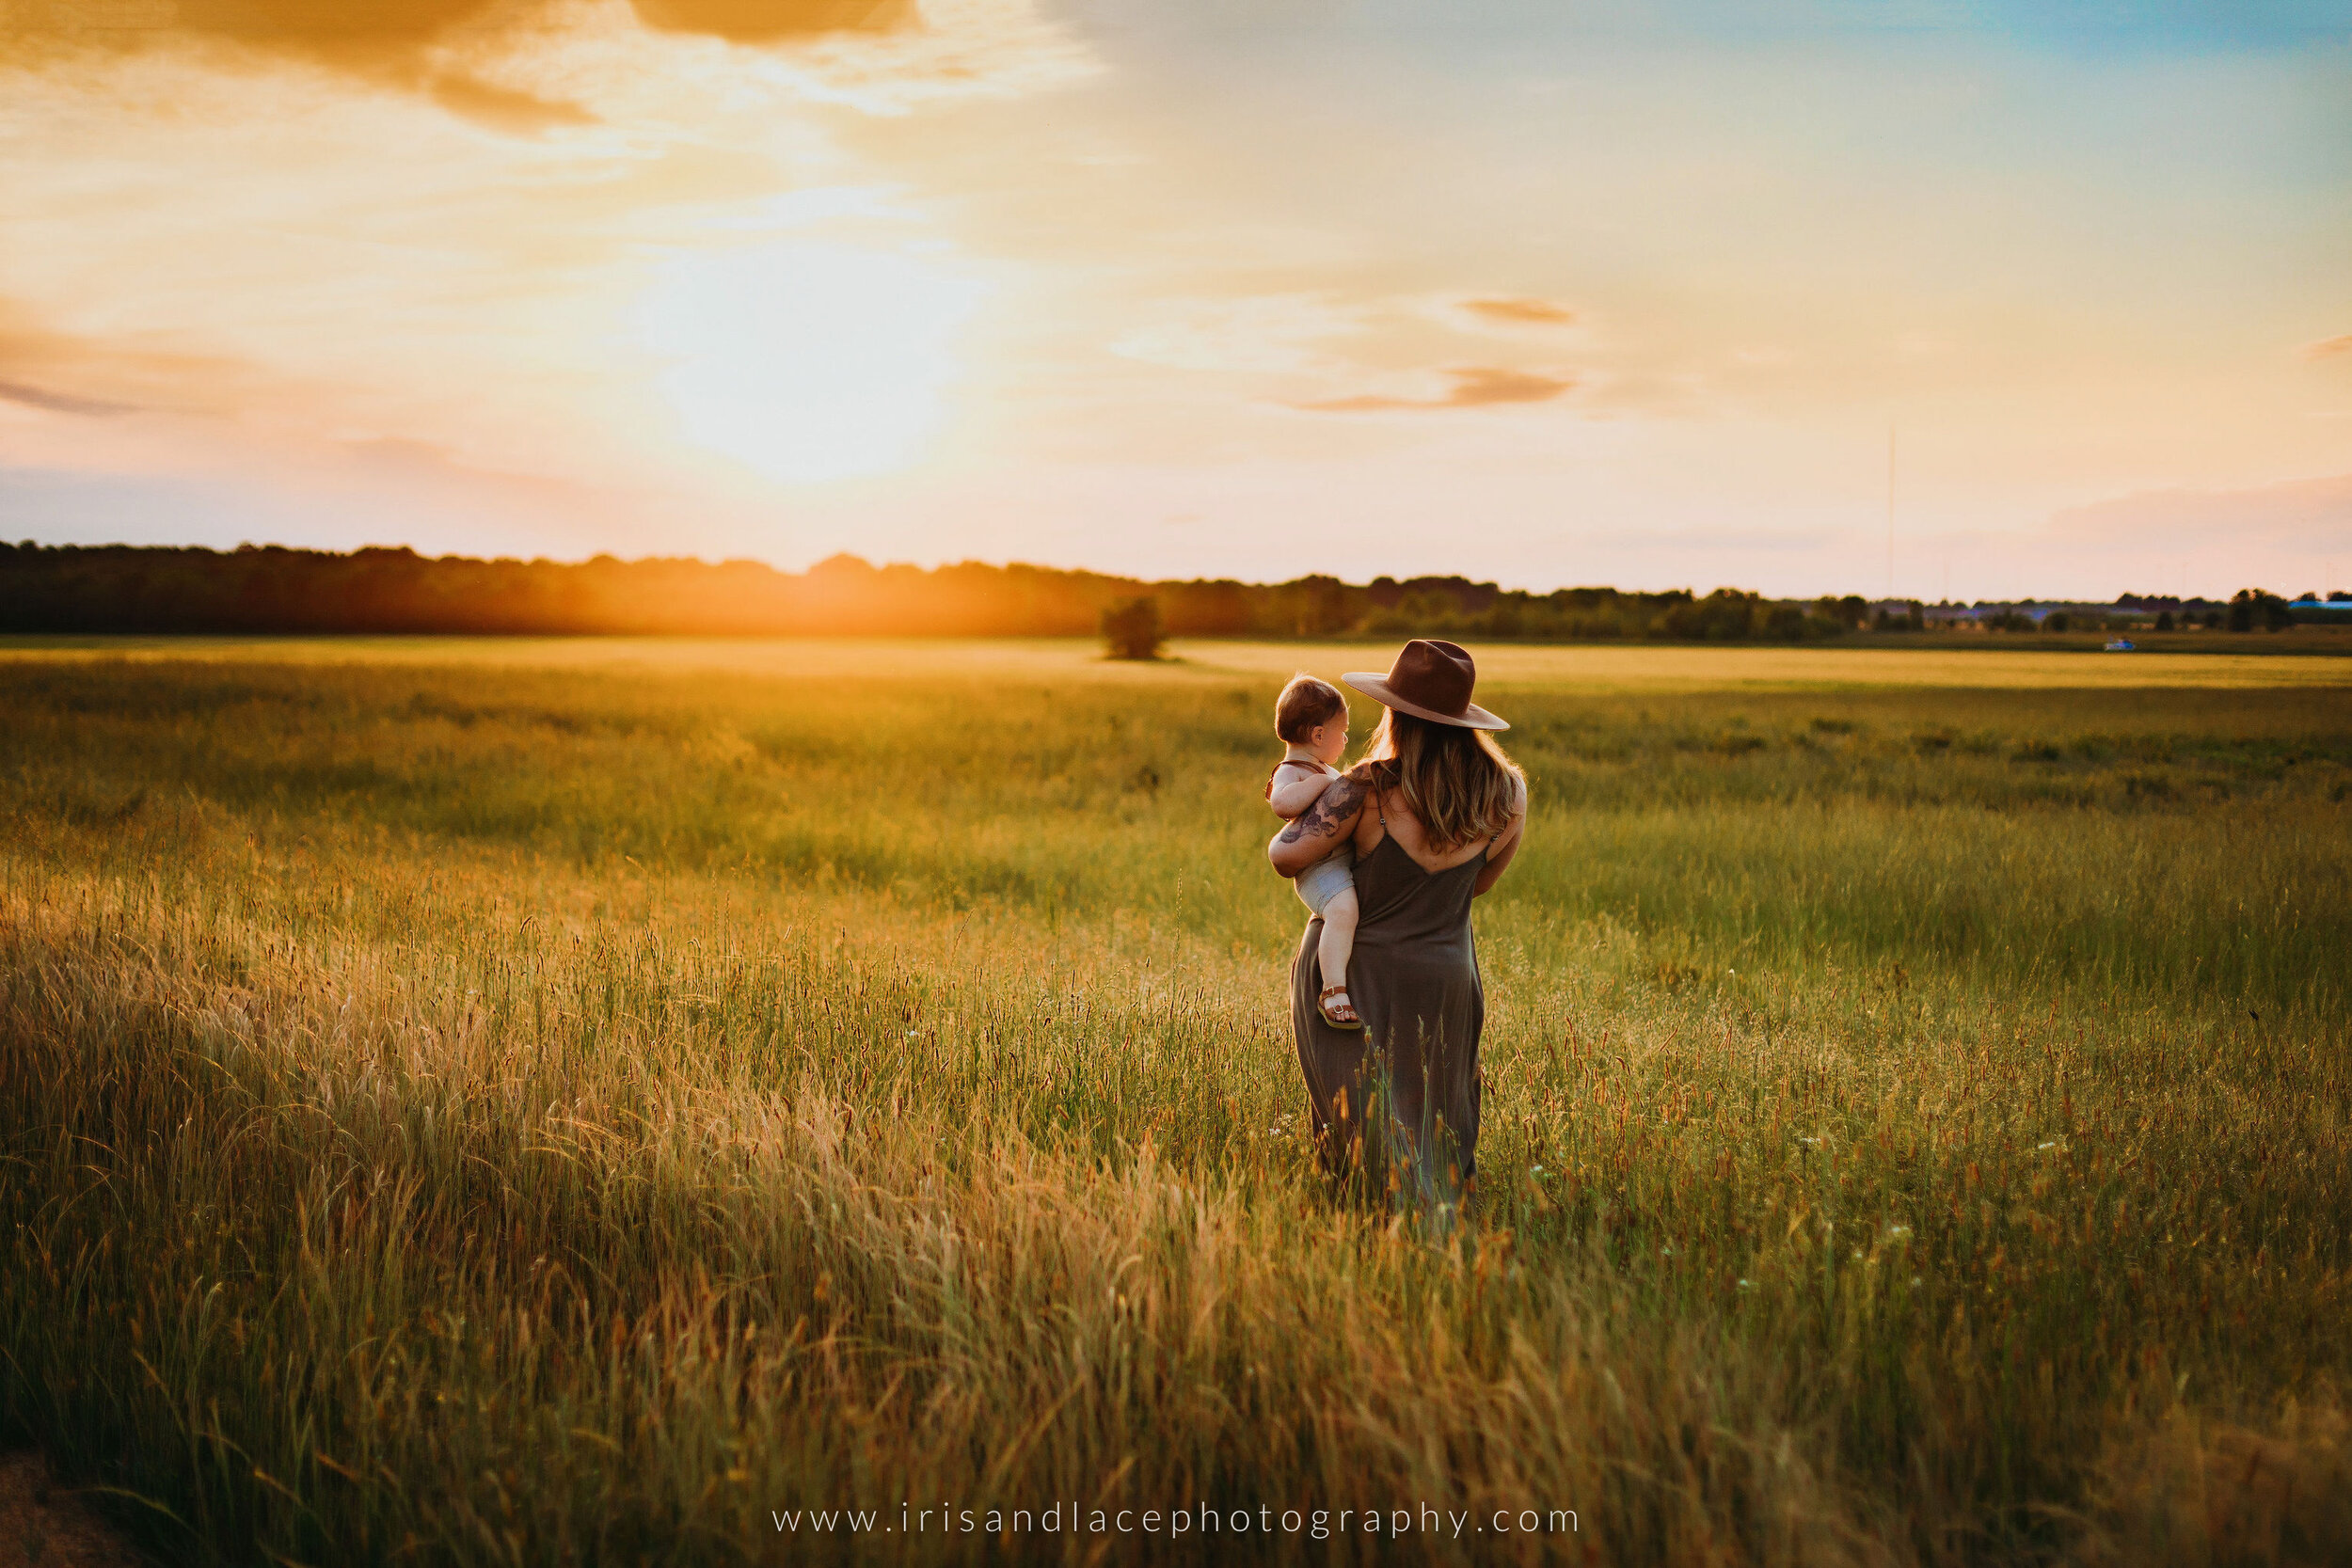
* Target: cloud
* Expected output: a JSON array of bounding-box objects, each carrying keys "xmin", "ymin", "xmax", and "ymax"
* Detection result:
[
  {"xmin": 629, "ymin": 0, "xmax": 912, "ymax": 43},
  {"xmin": 1295, "ymin": 366, "xmax": 1573, "ymax": 412},
  {"xmin": 24, "ymin": 0, "xmax": 918, "ymax": 55},
  {"xmin": 0, "ymin": 0, "xmax": 922, "ymax": 132},
  {"xmin": 0, "ymin": 302, "xmax": 247, "ymax": 420},
  {"xmin": 428, "ymin": 71, "xmax": 597, "ymax": 133},
  {"xmin": 1458, "ymin": 296, "xmax": 1575, "ymax": 326},
  {"xmin": 2303, "ymin": 334, "xmax": 2352, "ymax": 358},
  {"xmin": 0, "ymin": 379, "xmax": 138, "ymax": 416}
]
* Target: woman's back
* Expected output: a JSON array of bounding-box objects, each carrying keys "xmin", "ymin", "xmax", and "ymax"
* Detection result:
[{"xmin": 1351, "ymin": 778, "xmax": 1498, "ymax": 875}]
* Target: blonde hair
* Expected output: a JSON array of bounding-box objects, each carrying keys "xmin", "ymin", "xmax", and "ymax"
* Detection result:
[{"xmin": 1359, "ymin": 708, "xmax": 1523, "ymax": 852}]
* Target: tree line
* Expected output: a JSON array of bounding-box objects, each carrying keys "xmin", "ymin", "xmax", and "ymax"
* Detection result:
[{"xmin": 0, "ymin": 543, "xmax": 1878, "ymax": 641}]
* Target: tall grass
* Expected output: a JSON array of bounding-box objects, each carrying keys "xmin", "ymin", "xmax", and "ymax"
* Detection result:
[{"xmin": 2, "ymin": 649, "xmax": 2348, "ymax": 1565}]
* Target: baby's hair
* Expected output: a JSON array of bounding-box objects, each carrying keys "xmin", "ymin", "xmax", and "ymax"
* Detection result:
[{"xmin": 1275, "ymin": 673, "xmax": 1347, "ymax": 743}]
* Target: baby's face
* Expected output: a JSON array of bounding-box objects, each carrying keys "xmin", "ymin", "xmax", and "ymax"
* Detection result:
[{"xmin": 1311, "ymin": 710, "xmax": 1351, "ymax": 765}]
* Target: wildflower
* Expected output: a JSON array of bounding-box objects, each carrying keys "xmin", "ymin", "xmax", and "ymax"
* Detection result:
[
  {"xmin": 1884, "ymin": 1224, "xmax": 1913, "ymax": 1243},
  {"xmin": 1737, "ymin": 1277, "xmax": 1755, "ymax": 1291},
  {"xmin": 1529, "ymin": 1164, "xmax": 1546, "ymax": 1178}
]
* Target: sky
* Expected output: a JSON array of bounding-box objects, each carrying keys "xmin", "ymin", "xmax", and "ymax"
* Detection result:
[{"xmin": 1, "ymin": 0, "xmax": 2347, "ymax": 599}]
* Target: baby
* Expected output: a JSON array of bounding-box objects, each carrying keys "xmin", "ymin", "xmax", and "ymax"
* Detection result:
[{"xmin": 1266, "ymin": 674, "xmax": 1362, "ymax": 1030}]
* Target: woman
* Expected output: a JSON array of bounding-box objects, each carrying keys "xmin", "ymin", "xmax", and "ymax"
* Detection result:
[{"xmin": 1268, "ymin": 640, "xmax": 1526, "ymax": 1213}]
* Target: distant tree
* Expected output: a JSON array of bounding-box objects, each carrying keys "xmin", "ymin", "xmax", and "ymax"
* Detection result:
[
  {"xmin": 2043, "ymin": 611, "xmax": 2071, "ymax": 632},
  {"xmin": 2155, "ymin": 610, "xmax": 2174, "ymax": 631},
  {"xmin": 0, "ymin": 544, "xmax": 2008, "ymax": 645},
  {"xmin": 1813, "ymin": 594, "xmax": 1870, "ymax": 630},
  {"xmin": 2228, "ymin": 589, "xmax": 2294, "ymax": 633},
  {"xmin": 1101, "ymin": 595, "xmax": 1165, "ymax": 659},
  {"xmin": 1663, "ymin": 588, "xmax": 1765, "ymax": 641}
]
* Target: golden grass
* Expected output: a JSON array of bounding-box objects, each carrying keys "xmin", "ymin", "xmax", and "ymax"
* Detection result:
[{"xmin": 0, "ymin": 641, "xmax": 2346, "ymax": 1566}]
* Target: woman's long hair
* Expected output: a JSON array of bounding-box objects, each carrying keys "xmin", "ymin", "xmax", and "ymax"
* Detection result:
[{"xmin": 1358, "ymin": 708, "xmax": 1523, "ymax": 851}]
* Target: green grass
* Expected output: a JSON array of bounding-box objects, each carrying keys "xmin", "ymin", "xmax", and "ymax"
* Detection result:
[{"xmin": 2, "ymin": 643, "xmax": 2348, "ymax": 1565}]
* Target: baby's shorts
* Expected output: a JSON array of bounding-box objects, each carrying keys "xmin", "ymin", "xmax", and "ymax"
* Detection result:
[{"xmin": 1293, "ymin": 846, "xmax": 1357, "ymax": 918}]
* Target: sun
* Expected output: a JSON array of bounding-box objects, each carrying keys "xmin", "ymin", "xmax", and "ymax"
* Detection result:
[{"xmin": 638, "ymin": 241, "xmax": 985, "ymax": 486}]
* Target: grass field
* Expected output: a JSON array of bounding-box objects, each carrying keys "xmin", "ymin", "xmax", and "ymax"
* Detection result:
[{"xmin": 2, "ymin": 638, "xmax": 2348, "ymax": 1566}]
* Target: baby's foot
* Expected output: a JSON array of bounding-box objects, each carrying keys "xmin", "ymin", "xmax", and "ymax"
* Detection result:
[{"xmin": 1317, "ymin": 985, "xmax": 1364, "ymax": 1031}]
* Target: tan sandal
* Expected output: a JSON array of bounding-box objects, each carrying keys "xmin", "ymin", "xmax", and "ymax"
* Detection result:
[{"xmin": 1317, "ymin": 985, "xmax": 1364, "ymax": 1031}]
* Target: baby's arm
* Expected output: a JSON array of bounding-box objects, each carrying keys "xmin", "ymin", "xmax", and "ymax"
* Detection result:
[{"xmin": 1267, "ymin": 764, "xmax": 1336, "ymax": 820}]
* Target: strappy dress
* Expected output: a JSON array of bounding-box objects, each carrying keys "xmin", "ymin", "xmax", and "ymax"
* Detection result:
[{"xmin": 1289, "ymin": 788, "xmax": 1489, "ymax": 1205}]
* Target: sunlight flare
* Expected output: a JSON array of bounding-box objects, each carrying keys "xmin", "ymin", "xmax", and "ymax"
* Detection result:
[{"xmin": 639, "ymin": 240, "xmax": 985, "ymax": 484}]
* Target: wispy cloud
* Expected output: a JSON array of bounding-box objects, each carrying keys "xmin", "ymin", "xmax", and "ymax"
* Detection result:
[
  {"xmin": 0, "ymin": 379, "xmax": 137, "ymax": 416},
  {"xmin": 0, "ymin": 0, "xmax": 1069, "ymax": 132},
  {"xmin": 0, "ymin": 305, "xmax": 236, "ymax": 419},
  {"xmin": 427, "ymin": 73, "xmax": 599, "ymax": 135},
  {"xmin": 1295, "ymin": 366, "xmax": 1572, "ymax": 412},
  {"xmin": 1458, "ymin": 296, "xmax": 1575, "ymax": 326},
  {"xmin": 630, "ymin": 0, "xmax": 913, "ymax": 44},
  {"xmin": 0, "ymin": 0, "xmax": 917, "ymax": 65},
  {"xmin": 2302, "ymin": 334, "xmax": 2352, "ymax": 358}
]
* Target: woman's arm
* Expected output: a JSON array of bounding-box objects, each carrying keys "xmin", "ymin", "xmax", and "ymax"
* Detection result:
[
  {"xmin": 1470, "ymin": 776, "xmax": 1529, "ymax": 896},
  {"xmin": 1268, "ymin": 770, "xmax": 1367, "ymax": 876}
]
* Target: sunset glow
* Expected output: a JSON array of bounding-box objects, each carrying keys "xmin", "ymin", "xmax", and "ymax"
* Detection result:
[
  {"xmin": 642, "ymin": 242, "xmax": 986, "ymax": 484},
  {"xmin": 1, "ymin": 0, "xmax": 2345, "ymax": 594}
]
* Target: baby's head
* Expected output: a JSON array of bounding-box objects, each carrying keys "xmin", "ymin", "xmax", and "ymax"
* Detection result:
[{"xmin": 1275, "ymin": 673, "xmax": 1350, "ymax": 763}]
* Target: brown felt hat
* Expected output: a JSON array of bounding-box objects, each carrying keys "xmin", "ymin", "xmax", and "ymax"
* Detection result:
[{"xmin": 1343, "ymin": 639, "xmax": 1508, "ymax": 731}]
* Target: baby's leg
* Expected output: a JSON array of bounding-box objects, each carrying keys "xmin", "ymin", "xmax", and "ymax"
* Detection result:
[{"xmin": 1316, "ymin": 887, "xmax": 1360, "ymax": 995}]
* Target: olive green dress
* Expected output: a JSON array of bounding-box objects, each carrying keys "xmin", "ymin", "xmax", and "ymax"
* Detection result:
[{"xmin": 1290, "ymin": 798, "xmax": 1489, "ymax": 1209}]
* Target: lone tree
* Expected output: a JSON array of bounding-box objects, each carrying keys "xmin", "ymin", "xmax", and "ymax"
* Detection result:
[
  {"xmin": 2228, "ymin": 589, "xmax": 2294, "ymax": 633},
  {"xmin": 1101, "ymin": 594, "xmax": 1165, "ymax": 660}
]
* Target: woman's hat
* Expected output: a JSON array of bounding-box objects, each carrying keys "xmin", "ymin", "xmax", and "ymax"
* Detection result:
[{"xmin": 1343, "ymin": 639, "xmax": 1508, "ymax": 731}]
